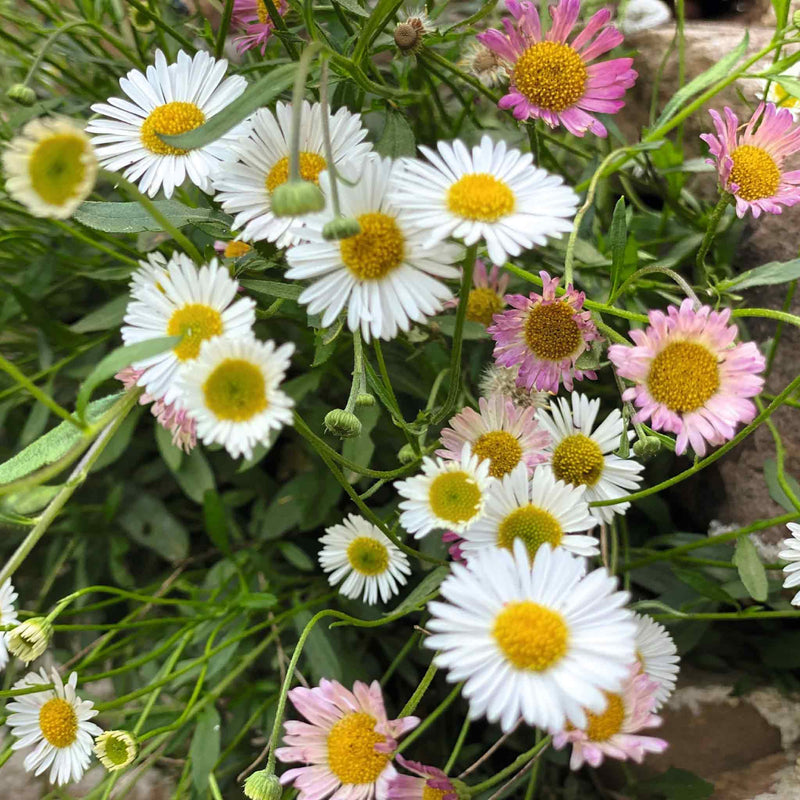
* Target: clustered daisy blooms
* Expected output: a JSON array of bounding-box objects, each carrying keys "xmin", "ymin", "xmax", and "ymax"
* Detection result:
[
  {"xmin": 701, "ymin": 102, "xmax": 800, "ymax": 218},
  {"xmin": 608, "ymin": 299, "xmax": 766, "ymax": 456},
  {"xmin": 478, "ymin": 0, "xmax": 638, "ymax": 136}
]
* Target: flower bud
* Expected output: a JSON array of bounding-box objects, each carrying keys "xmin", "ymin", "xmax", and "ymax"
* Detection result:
[
  {"xmin": 397, "ymin": 444, "xmax": 416, "ymax": 464},
  {"xmin": 94, "ymin": 730, "xmax": 138, "ymax": 772},
  {"xmin": 129, "ymin": 5, "xmax": 156, "ymax": 31},
  {"xmin": 243, "ymin": 769, "xmax": 283, "ymax": 800},
  {"xmin": 322, "ymin": 216, "xmax": 362, "ymax": 241},
  {"xmin": 633, "ymin": 435, "xmax": 661, "ymax": 461},
  {"xmin": 7, "ymin": 84, "xmax": 36, "ymax": 106},
  {"xmin": 8, "ymin": 617, "xmax": 52, "ymax": 664},
  {"xmin": 324, "ymin": 409, "xmax": 362, "ymax": 438},
  {"xmin": 271, "ymin": 180, "xmax": 325, "ymax": 218},
  {"xmin": 355, "ymin": 392, "xmax": 375, "ymax": 407}
]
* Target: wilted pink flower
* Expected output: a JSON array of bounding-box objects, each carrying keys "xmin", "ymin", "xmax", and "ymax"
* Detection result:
[
  {"xmin": 276, "ymin": 679, "xmax": 419, "ymax": 800},
  {"xmin": 701, "ymin": 102, "xmax": 800, "ymax": 218},
  {"xmin": 232, "ymin": 0, "xmax": 288, "ymax": 54},
  {"xmin": 441, "ymin": 531, "xmax": 466, "ymax": 563},
  {"xmin": 608, "ymin": 300, "xmax": 765, "ymax": 457},
  {"xmin": 552, "ymin": 668, "xmax": 668, "ymax": 770},
  {"xmin": 386, "ymin": 756, "xmax": 458, "ymax": 800},
  {"xmin": 489, "ymin": 271, "xmax": 600, "ymax": 394},
  {"xmin": 477, "ymin": 0, "xmax": 637, "ymax": 137},
  {"xmin": 444, "ymin": 259, "xmax": 509, "ymax": 327}
]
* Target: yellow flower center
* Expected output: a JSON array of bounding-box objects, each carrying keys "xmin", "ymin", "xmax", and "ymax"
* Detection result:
[
  {"xmin": 447, "ymin": 173, "xmax": 515, "ymax": 221},
  {"xmin": 140, "ymin": 102, "xmax": 206, "ymax": 156},
  {"xmin": 551, "ymin": 433, "xmax": 604, "ymax": 487},
  {"xmin": 773, "ymin": 83, "xmax": 800, "ymax": 110},
  {"xmin": 202, "ymin": 358, "xmax": 268, "ymax": 421},
  {"xmin": 28, "ymin": 134, "xmax": 88, "ymax": 207},
  {"xmin": 256, "ymin": 0, "xmax": 269, "ymax": 24},
  {"xmin": 167, "ymin": 303, "xmax": 224, "ymax": 361},
  {"xmin": 524, "ymin": 301, "xmax": 582, "ymax": 361},
  {"xmin": 584, "ymin": 692, "xmax": 626, "ymax": 742},
  {"xmin": 472, "ymin": 430, "xmax": 523, "ymax": 478},
  {"xmin": 103, "ymin": 733, "xmax": 133, "ymax": 766},
  {"xmin": 496, "ymin": 505, "xmax": 563, "ymax": 557},
  {"xmin": 266, "ymin": 152, "xmax": 327, "ymax": 193},
  {"xmin": 428, "ymin": 471, "xmax": 482, "ymax": 525},
  {"xmin": 647, "ymin": 341, "xmax": 720, "ymax": 413},
  {"xmin": 340, "ymin": 212, "xmax": 405, "ymax": 280},
  {"xmin": 466, "ymin": 287, "xmax": 505, "ymax": 326},
  {"xmin": 423, "ymin": 786, "xmax": 448, "ymax": 800},
  {"xmin": 729, "ymin": 145, "xmax": 781, "ymax": 201},
  {"xmin": 39, "ymin": 697, "xmax": 78, "ymax": 748},
  {"xmin": 326, "ymin": 712, "xmax": 390, "ymax": 785},
  {"xmin": 223, "ymin": 240, "xmax": 251, "ymax": 258},
  {"xmin": 347, "ymin": 537, "xmax": 390, "ymax": 576},
  {"xmin": 512, "ymin": 41, "xmax": 588, "ymax": 112},
  {"xmin": 493, "ymin": 600, "xmax": 569, "ymax": 671}
]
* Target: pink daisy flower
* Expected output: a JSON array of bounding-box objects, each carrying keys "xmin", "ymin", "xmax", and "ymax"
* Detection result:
[
  {"xmin": 437, "ymin": 393, "xmax": 550, "ymax": 479},
  {"xmin": 608, "ymin": 299, "xmax": 765, "ymax": 457},
  {"xmin": 488, "ymin": 270, "xmax": 600, "ymax": 394},
  {"xmin": 700, "ymin": 102, "xmax": 800, "ymax": 218},
  {"xmin": 232, "ymin": 0, "xmax": 288, "ymax": 55},
  {"xmin": 441, "ymin": 531, "xmax": 466, "ymax": 563},
  {"xmin": 444, "ymin": 259, "xmax": 509, "ymax": 327},
  {"xmin": 276, "ymin": 679, "xmax": 419, "ymax": 800},
  {"xmin": 386, "ymin": 756, "xmax": 458, "ymax": 800},
  {"xmin": 116, "ymin": 367, "xmax": 197, "ymax": 452},
  {"xmin": 552, "ymin": 667, "xmax": 668, "ymax": 770},
  {"xmin": 477, "ymin": 0, "xmax": 637, "ymax": 137}
]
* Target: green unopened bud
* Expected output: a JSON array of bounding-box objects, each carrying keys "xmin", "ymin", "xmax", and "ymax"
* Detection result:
[
  {"xmin": 243, "ymin": 769, "xmax": 282, "ymax": 800},
  {"xmin": 129, "ymin": 5, "xmax": 156, "ymax": 31},
  {"xmin": 8, "ymin": 617, "xmax": 52, "ymax": 664},
  {"xmin": 271, "ymin": 180, "xmax": 325, "ymax": 218},
  {"xmin": 322, "ymin": 215, "xmax": 362, "ymax": 241},
  {"xmin": 794, "ymin": 9, "xmax": 800, "ymax": 29},
  {"xmin": 94, "ymin": 730, "xmax": 138, "ymax": 772},
  {"xmin": 324, "ymin": 409, "xmax": 362, "ymax": 438},
  {"xmin": 450, "ymin": 779, "xmax": 471, "ymax": 800},
  {"xmin": 397, "ymin": 443, "xmax": 416, "ymax": 464},
  {"xmin": 355, "ymin": 393, "xmax": 375, "ymax": 407},
  {"xmin": 7, "ymin": 84, "xmax": 36, "ymax": 106},
  {"xmin": 633, "ymin": 435, "xmax": 661, "ymax": 461}
]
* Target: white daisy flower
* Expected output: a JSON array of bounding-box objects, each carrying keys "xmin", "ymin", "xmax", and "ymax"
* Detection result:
[
  {"xmin": 212, "ymin": 101, "xmax": 372, "ymax": 247},
  {"xmin": 7, "ymin": 617, "xmax": 52, "ymax": 665},
  {"xmin": 537, "ymin": 393, "xmax": 645, "ymax": 524},
  {"xmin": 780, "ymin": 522, "xmax": 800, "ymax": 605},
  {"xmin": 129, "ymin": 251, "xmax": 170, "ymax": 298},
  {"xmin": 757, "ymin": 62, "xmax": 800, "ymax": 121},
  {"xmin": 87, "ymin": 49, "xmax": 247, "ymax": 198},
  {"xmin": 460, "ymin": 463, "xmax": 598, "ymax": 560},
  {"xmin": 318, "ymin": 513, "xmax": 411, "ymax": 604},
  {"xmin": 2, "ymin": 116, "xmax": 98, "ymax": 219},
  {"xmin": 426, "ymin": 541, "xmax": 637, "ymax": 732},
  {"xmin": 121, "ymin": 253, "xmax": 256, "ymax": 405},
  {"xmin": 0, "ymin": 579, "xmax": 19, "ymax": 671},
  {"xmin": 6, "ymin": 667, "xmax": 102, "ymax": 786},
  {"xmin": 394, "ymin": 444, "xmax": 493, "ymax": 539},
  {"xmin": 388, "ymin": 134, "xmax": 579, "ymax": 266},
  {"xmin": 633, "ymin": 613, "xmax": 680, "ymax": 710},
  {"xmin": 94, "ymin": 730, "xmax": 138, "ymax": 772},
  {"xmin": 285, "ymin": 155, "xmax": 461, "ymax": 341},
  {"xmin": 177, "ymin": 336, "xmax": 295, "ymax": 459}
]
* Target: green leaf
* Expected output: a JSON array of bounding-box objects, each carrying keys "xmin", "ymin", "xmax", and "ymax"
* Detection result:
[
  {"xmin": 719, "ymin": 258, "xmax": 800, "ymax": 291},
  {"xmin": 294, "ymin": 608, "xmax": 342, "ymax": 683},
  {"xmin": 203, "ymin": 489, "xmax": 231, "ymax": 555},
  {"xmin": 75, "ymin": 200, "xmax": 216, "ymax": 233},
  {"xmin": 654, "ymin": 32, "xmax": 749, "ymax": 129},
  {"xmin": 0, "ymin": 394, "xmax": 121, "ymax": 486},
  {"xmin": 636, "ymin": 767, "xmax": 714, "ymax": 800},
  {"xmin": 608, "ymin": 196, "xmax": 627, "ymax": 298},
  {"xmin": 161, "ymin": 63, "xmax": 296, "ymax": 150},
  {"xmin": 239, "ymin": 278, "xmax": 303, "ymax": 302},
  {"xmin": 387, "ymin": 566, "xmax": 449, "ymax": 616},
  {"xmin": 0, "ymin": 485, "xmax": 61, "ymax": 516},
  {"xmin": 155, "ymin": 423, "xmax": 183, "ymax": 472},
  {"xmin": 91, "ymin": 405, "xmax": 144, "ymax": 471},
  {"xmin": 671, "ymin": 565, "xmax": 735, "ymax": 604},
  {"xmin": 119, "ymin": 494, "xmax": 189, "ymax": 562},
  {"xmin": 76, "ymin": 337, "xmax": 178, "ymax": 420},
  {"xmin": 376, "ymin": 111, "xmax": 416, "ymax": 159},
  {"xmin": 278, "ymin": 541, "xmax": 315, "ymax": 571},
  {"xmin": 237, "ymin": 592, "xmax": 278, "ymax": 609},
  {"xmin": 189, "ymin": 706, "xmax": 221, "ymax": 792},
  {"xmin": 172, "ymin": 447, "xmax": 216, "ymax": 505},
  {"xmin": 69, "ymin": 295, "xmax": 129, "ymax": 333},
  {"xmin": 733, "ymin": 535, "xmax": 768, "ymax": 602},
  {"xmin": 763, "ymin": 458, "xmax": 800, "ymax": 512},
  {"xmin": 774, "ymin": 75, "xmax": 800, "ymax": 102},
  {"xmin": 772, "ymin": 0, "xmax": 790, "ymax": 27},
  {"xmin": 435, "ymin": 316, "xmax": 487, "ymax": 340},
  {"xmin": 332, "ymin": 0, "xmax": 370, "ymax": 17}
]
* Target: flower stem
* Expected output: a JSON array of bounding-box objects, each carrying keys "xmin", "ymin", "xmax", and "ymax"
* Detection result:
[
  {"xmin": 399, "ymin": 658, "xmax": 438, "ymax": 717},
  {"xmin": 215, "ymin": 0, "xmax": 234, "ymax": 58},
  {"xmin": 696, "ymin": 193, "xmax": 731, "ymax": 277},
  {"xmin": 468, "ymin": 736, "xmax": 552, "ymax": 795},
  {"xmin": 288, "ymin": 43, "xmax": 323, "ymax": 182}
]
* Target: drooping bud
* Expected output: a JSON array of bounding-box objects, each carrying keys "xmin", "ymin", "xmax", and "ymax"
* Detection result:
[
  {"xmin": 271, "ymin": 180, "xmax": 325, "ymax": 218},
  {"xmin": 324, "ymin": 409, "xmax": 362, "ymax": 438},
  {"xmin": 322, "ymin": 216, "xmax": 362, "ymax": 241},
  {"xmin": 397, "ymin": 444, "xmax": 416, "ymax": 464},
  {"xmin": 243, "ymin": 769, "xmax": 283, "ymax": 800},
  {"xmin": 355, "ymin": 393, "xmax": 375, "ymax": 407},
  {"xmin": 129, "ymin": 4, "xmax": 156, "ymax": 31},
  {"xmin": 633, "ymin": 435, "xmax": 661, "ymax": 461},
  {"xmin": 7, "ymin": 617, "xmax": 52, "ymax": 664},
  {"xmin": 7, "ymin": 84, "xmax": 36, "ymax": 106}
]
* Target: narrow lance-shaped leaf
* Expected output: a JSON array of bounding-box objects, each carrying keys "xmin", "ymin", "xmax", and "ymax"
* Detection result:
[{"xmin": 733, "ymin": 535, "xmax": 769, "ymax": 603}]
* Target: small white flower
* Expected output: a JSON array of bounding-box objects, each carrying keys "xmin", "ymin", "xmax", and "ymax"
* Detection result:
[
  {"xmin": 87, "ymin": 49, "xmax": 247, "ymax": 198},
  {"xmin": 633, "ymin": 613, "xmax": 680, "ymax": 710},
  {"xmin": 537, "ymin": 392, "xmax": 645, "ymax": 524},
  {"xmin": 388, "ymin": 135, "xmax": 579, "ymax": 266},
  {"xmin": 7, "ymin": 617, "xmax": 52, "ymax": 665},
  {"xmin": 426, "ymin": 541, "xmax": 637, "ymax": 732},
  {"xmin": 756, "ymin": 62, "xmax": 800, "ymax": 121},
  {"xmin": 460, "ymin": 463, "xmax": 599, "ymax": 560},
  {"xmin": 177, "ymin": 336, "xmax": 295, "ymax": 459},
  {"xmin": 0, "ymin": 579, "xmax": 19, "ymax": 671},
  {"xmin": 318, "ymin": 514, "xmax": 411, "ymax": 604},
  {"xmin": 2, "ymin": 116, "xmax": 97, "ymax": 218},
  {"xmin": 94, "ymin": 730, "xmax": 138, "ymax": 772},
  {"xmin": 121, "ymin": 253, "xmax": 256, "ymax": 405},
  {"xmin": 395, "ymin": 444, "xmax": 493, "ymax": 538},
  {"xmin": 213, "ymin": 101, "xmax": 372, "ymax": 247},
  {"xmin": 780, "ymin": 522, "xmax": 800, "ymax": 605},
  {"xmin": 286, "ymin": 155, "xmax": 461, "ymax": 342},
  {"xmin": 6, "ymin": 668, "xmax": 102, "ymax": 786}
]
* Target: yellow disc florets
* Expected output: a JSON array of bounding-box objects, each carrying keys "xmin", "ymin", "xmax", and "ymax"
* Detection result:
[
  {"xmin": 266, "ymin": 152, "xmax": 328, "ymax": 193},
  {"xmin": 28, "ymin": 134, "xmax": 89, "ymax": 207},
  {"xmin": 583, "ymin": 692, "xmax": 626, "ymax": 742},
  {"xmin": 203, "ymin": 358, "xmax": 268, "ymax": 421},
  {"xmin": 326, "ymin": 712, "xmax": 390, "ymax": 784},
  {"xmin": 428, "ymin": 471, "xmax": 482, "ymax": 525},
  {"xmin": 39, "ymin": 697, "xmax": 78, "ymax": 749},
  {"xmin": 347, "ymin": 537, "xmax": 390, "ymax": 576},
  {"xmin": 524, "ymin": 301, "xmax": 582, "ymax": 361},
  {"xmin": 493, "ymin": 600, "xmax": 569, "ymax": 670},
  {"xmin": 224, "ymin": 240, "xmax": 252, "ymax": 258},
  {"xmin": 551, "ymin": 433, "xmax": 605, "ymax": 487},
  {"xmin": 647, "ymin": 341, "xmax": 720, "ymax": 413},
  {"xmin": 447, "ymin": 174, "xmax": 515, "ymax": 221},
  {"xmin": 466, "ymin": 287, "xmax": 505, "ymax": 327},
  {"xmin": 512, "ymin": 41, "xmax": 587, "ymax": 112},
  {"xmin": 340, "ymin": 212, "xmax": 405, "ymax": 280},
  {"xmin": 496, "ymin": 505, "xmax": 563, "ymax": 557},
  {"xmin": 140, "ymin": 102, "xmax": 206, "ymax": 156},
  {"xmin": 729, "ymin": 145, "xmax": 781, "ymax": 201},
  {"xmin": 472, "ymin": 430, "xmax": 523, "ymax": 478},
  {"xmin": 167, "ymin": 303, "xmax": 224, "ymax": 361}
]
